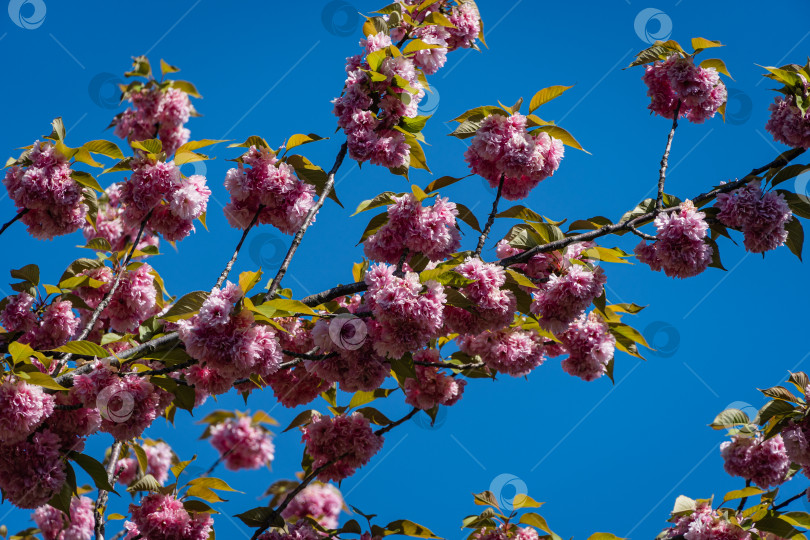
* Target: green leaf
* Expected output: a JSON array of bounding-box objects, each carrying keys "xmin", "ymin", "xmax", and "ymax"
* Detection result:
[
  {"xmin": 160, "ymin": 291, "xmax": 209, "ymax": 322},
  {"xmin": 260, "ymin": 298, "xmax": 316, "ymax": 316},
  {"xmin": 186, "ymin": 485, "xmax": 227, "ymax": 503},
  {"xmin": 160, "ymin": 59, "xmax": 180, "ymax": 76},
  {"xmin": 785, "ymin": 218, "xmax": 804, "ymax": 261},
  {"xmin": 131, "ymin": 139, "xmax": 163, "ymax": 154},
  {"xmin": 46, "ymin": 117, "xmax": 66, "ymax": 142},
  {"xmin": 449, "ymin": 117, "xmax": 484, "ymax": 139},
  {"xmin": 400, "ymin": 115, "xmax": 431, "ymax": 134},
  {"xmin": 512, "ymin": 494, "xmax": 544, "ymax": 509},
  {"xmin": 48, "ymin": 463, "xmax": 76, "ymax": 514},
  {"xmin": 691, "ymin": 37, "xmax": 723, "ymax": 51},
  {"xmin": 10, "ymin": 264, "xmax": 39, "ymax": 285},
  {"xmin": 496, "ymin": 205, "xmax": 544, "ymax": 222},
  {"xmin": 187, "ymin": 477, "xmax": 240, "ymax": 492},
  {"xmin": 82, "ymin": 140, "xmax": 125, "ymax": 159},
  {"xmin": 171, "ymin": 80, "xmax": 202, "ymax": 98},
  {"xmin": 125, "ymin": 56, "xmax": 152, "ymax": 79},
  {"xmin": 101, "ymin": 157, "xmax": 134, "ymax": 175},
  {"xmin": 534, "ymin": 125, "xmax": 589, "ymax": 153},
  {"xmin": 505, "ymin": 268, "xmax": 538, "ymax": 289},
  {"xmin": 699, "ymin": 58, "xmax": 733, "ymax": 79},
  {"xmin": 176, "ymin": 139, "xmax": 227, "ymax": 154},
  {"xmin": 627, "ymin": 44, "xmax": 678, "ymax": 68},
  {"xmin": 405, "ymin": 137, "xmax": 430, "ymax": 172},
  {"xmin": 348, "ymin": 388, "xmax": 396, "ymax": 409},
  {"xmin": 356, "ymin": 406, "xmax": 392, "ymax": 426},
  {"xmin": 754, "ymin": 515, "xmax": 802, "ymax": 539},
  {"xmin": 51, "ymin": 340, "xmax": 110, "ymax": 358},
  {"xmin": 353, "ymin": 192, "xmax": 398, "ymax": 216},
  {"xmin": 84, "ymin": 237, "xmax": 113, "ymax": 252},
  {"xmin": 587, "ymin": 534, "xmax": 624, "ymax": 540},
  {"xmin": 454, "ymin": 203, "xmax": 481, "ymax": 232},
  {"xmin": 722, "ymin": 487, "xmax": 764, "ymax": 505},
  {"xmin": 425, "ymin": 175, "xmax": 466, "ymax": 193},
  {"xmin": 385, "ymin": 520, "xmax": 441, "ymax": 539},
  {"xmin": 70, "ymin": 452, "xmax": 117, "ymax": 492},
  {"xmin": 402, "ymin": 39, "xmax": 446, "ymax": 54},
  {"xmin": 451, "ymin": 106, "xmax": 506, "ymax": 123},
  {"xmin": 15, "ymin": 371, "xmax": 67, "ymax": 391},
  {"xmin": 710, "ymin": 408, "xmax": 750, "ymax": 429},
  {"xmin": 529, "ymin": 85, "xmax": 574, "ymax": 112},
  {"xmin": 228, "ymin": 135, "xmax": 271, "ymax": 150},
  {"xmin": 519, "ymin": 513, "xmax": 555, "ymax": 535},
  {"xmin": 284, "ymin": 133, "xmax": 326, "ymax": 153},
  {"xmin": 672, "ymin": 495, "xmax": 697, "ymax": 515},
  {"xmin": 285, "ymin": 154, "xmax": 342, "ymax": 207},
  {"xmin": 282, "ymin": 409, "xmax": 320, "ymax": 433},
  {"xmin": 132, "ymin": 443, "xmax": 149, "ymax": 474},
  {"xmin": 239, "ymin": 270, "xmax": 263, "ymax": 294},
  {"xmin": 234, "ymin": 506, "xmax": 278, "ymax": 528}
]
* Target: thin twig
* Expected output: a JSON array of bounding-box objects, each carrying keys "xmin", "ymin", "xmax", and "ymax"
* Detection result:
[
  {"xmin": 628, "ymin": 223, "xmax": 657, "ymax": 241},
  {"xmin": 737, "ymin": 480, "xmax": 751, "ymax": 513},
  {"xmin": 774, "ymin": 488, "xmax": 807, "ymax": 510},
  {"xmin": 215, "ymin": 205, "xmax": 264, "ymax": 289},
  {"xmin": 412, "ymin": 359, "xmax": 486, "ymax": 370},
  {"xmin": 375, "ymin": 407, "xmax": 419, "ymax": 436},
  {"xmin": 94, "ymin": 441, "xmax": 122, "ymax": 540},
  {"xmin": 656, "ymin": 100, "xmax": 681, "ymax": 212},
  {"xmin": 265, "ymin": 142, "xmax": 348, "ymax": 300},
  {"xmin": 475, "ymin": 174, "xmax": 505, "ymax": 257},
  {"xmin": 0, "ymin": 208, "xmax": 29, "ymax": 236}
]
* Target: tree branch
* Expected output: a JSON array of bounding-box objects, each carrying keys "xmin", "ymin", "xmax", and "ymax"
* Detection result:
[
  {"xmin": 656, "ymin": 100, "xmax": 681, "ymax": 212},
  {"xmin": 265, "ymin": 142, "xmax": 349, "ymax": 300},
  {"xmin": 215, "ymin": 205, "xmax": 264, "ymax": 289},
  {"xmin": 94, "ymin": 441, "xmax": 122, "ymax": 540},
  {"xmin": 773, "ymin": 488, "xmax": 807, "ymax": 510},
  {"xmin": 475, "ymin": 174, "xmax": 505, "ymax": 257},
  {"xmin": 0, "ymin": 208, "xmax": 29, "ymax": 237}
]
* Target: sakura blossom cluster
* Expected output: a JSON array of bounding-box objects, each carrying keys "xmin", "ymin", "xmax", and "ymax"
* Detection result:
[
  {"xmin": 208, "ymin": 416, "xmax": 275, "ymax": 471},
  {"xmin": 73, "ymin": 263, "xmax": 157, "ymax": 334},
  {"xmin": 766, "ymin": 93, "xmax": 810, "ymax": 149},
  {"xmin": 663, "ymin": 503, "xmax": 750, "ymax": 540},
  {"xmin": 720, "ymin": 434, "xmax": 790, "ymax": 488},
  {"xmin": 551, "ymin": 312, "xmax": 615, "ymax": 382},
  {"xmin": 364, "ymin": 193, "xmax": 460, "ymax": 263},
  {"xmin": 71, "ymin": 362, "xmax": 173, "ymax": 441},
  {"xmin": 642, "ymin": 54, "xmax": 727, "ymax": 124},
  {"xmin": 0, "ymin": 378, "xmax": 55, "ymax": 445},
  {"xmin": 223, "ymin": 146, "xmax": 316, "ymax": 233},
  {"xmin": 126, "ymin": 493, "xmax": 213, "ymax": 540},
  {"xmin": 458, "ymin": 327, "xmax": 546, "ymax": 377},
  {"xmin": 1, "ymin": 293, "xmax": 79, "ymax": 352},
  {"xmin": 444, "ymin": 257, "xmax": 516, "ymax": 335},
  {"xmin": 403, "ymin": 349, "xmax": 466, "ymax": 409},
  {"xmin": 470, "ymin": 525, "xmax": 539, "ymax": 540},
  {"xmin": 268, "ymin": 318, "xmax": 331, "ymax": 407},
  {"xmin": 116, "ymin": 441, "xmax": 174, "ymax": 486},
  {"xmin": 257, "ymin": 521, "xmax": 322, "ymax": 540},
  {"xmin": 114, "ymin": 86, "xmax": 193, "ymax": 156},
  {"xmin": 84, "ymin": 183, "xmax": 160, "ymax": 252},
  {"xmin": 363, "ymin": 263, "xmax": 445, "ymax": 358},
  {"xmin": 465, "ymin": 113, "xmax": 565, "ymax": 200},
  {"xmin": 3, "ymin": 141, "xmax": 86, "ymax": 239},
  {"xmin": 120, "ymin": 156, "xmax": 210, "ymax": 241},
  {"xmin": 177, "ymin": 282, "xmax": 282, "ymax": 400},
  {"xmin": 281, "ymin": 483, "xmax": 344, "ymax": 529},
  {"xmin": 635, "ymin": 200, "xmax": 713, "ymax": 279},
  {"xmin": 302, "ymin": 412, "xmax": 383, "ymax": 482},
  {"xmin": 530, "ymin": 263, "xmax": 606, "ymax": 333},
  {"xmin": 496, "ymin": 240, "xmax": 556, "ymax": 281},
  {"xmin": 714, "ymin": 180, "xmax": 793, "ymax": 253},
  {"xmin": 780, "ymin": 417, "xmax": 810, "ymax": 470},
  {"xmin": 32, "ymin": 496, "xmax": 94, "ymax": 540},
  {"xmin": 393, "ymin": 1, "xmax": 481, "ymax": 65}
]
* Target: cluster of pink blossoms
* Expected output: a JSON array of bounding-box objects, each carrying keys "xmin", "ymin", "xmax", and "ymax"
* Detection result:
[
  {"xmin": 224, "ymin": 146, "xmax": 316, "ymax": 233},
  {"xmin": 114, "ymin": 87, "xmax": 192, "ymax": 156},
  {"xmin": 268, "ymin": 318, "xmax": 331, "ymax": 407},
  {"xmin": 72, "ymin": 362, "xmax": 172, "ymax": 441},
  {"xmin": 116, "ymin": 441, "xmax": 174, "ymax": 485},
  {"xmin": 126, "ymin": 493, "xmax": 213, "ymax": 540},
  {"xmin": 444, "ymin": 257, "xmax": 516, "ymax": 335},
  {"xmin": 84, "ymin": 183, "xmax": 160, "ymax": 252},
  {"xmin": 471, "ymin": 526, "xmax": 539, "ymax": 540},
  {"xmin": 177, "ymin": 282, "xmax": 282, "ymax": 400},
  {"xmin": 302, "ymin": 412, "xmax": 383, "ymax": 482},
  {"xmin": 1, "ymin": 293, "xmax": 79, "ymax": 351},
  {"xmin": 363, "ymin": 263, "xmax": 446, "ymax": 358},
  {"xmin": 714, "ymin": 181, "xmax": 793, "ymax": 253},
  {"xmin": 642, "ymin": 55, "xmax": 727, "ymax": 123},
  {"xmin": 3, "ymin": 141, "xmax": 87, "ymax": 239},
  {"xmin": 459, "ymin": 328, "xmax": 546, "ymax": 377},
  {"xmin": 0, "ymin": 378, "xmax": 55, "ymax": 444},
  {"xmin": 208, "ymin": 416, "xmax": 275, "ymax": 471},
  {"xmin": 496, "ymin": 240, "xmax": 556, "ymax": 281},
  {"xmin": 720, "ymin": 434, "xmax": 790, "ymax": 488},
  {"xmin": 551, "ymin": 312, "xmax": 615, "ymax": 382},
  {"xmin": 258, "ymin": 521, "xmax": 322, "ymax": 540},
  {"xmin": 33, "ymin": 496, "xmax": 94, "ymax": 540},
  {"xmin": 364, "ymin": 193, "xmax": 460, "ymax": 263},
  {"xmin": 766, "ymin": 91, "xmax": 810, "ymax": 149},
  {"xmin": 281, "ymin": 483, "xmax": 344, "ymax": 529},
  {"xmin": 0, "ymin": 429, "xmax": 65, "ymax": 508},
  {"xmin": 780, "ymin": 417, "xmax": 810, "ymax": 470},
  {"xmin": 120, "ymin": 156, "xmax": 210, "ymax": 241},
  {"xmin": 664, "ymin": 503, "xmax": 750, "ymax": 540},
  {"xmin": 635, "ymin": 200, "xmax": 713, "ymax": 279},
  {"xmin": 73, "ymin": 263, "xmax": 157, "ymax": 334},
  {"xmin": 465, "ymin": 113, "xmax": 565, "ymax": 200},
  {"xmin": 403, "ymin": 349, "xmax": 466, "ymax": 409},
  {"xmin": 530, "ymin": 263, "xmax": 606, "ymax": 334}
]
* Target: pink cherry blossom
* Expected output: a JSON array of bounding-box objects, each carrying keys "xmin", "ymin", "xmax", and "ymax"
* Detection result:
[
  {"xmin": 766, "ymin": 94, "xmax": 810, "ymax": 149},
  {"xmin": 642, "ymin": 55, "xmax": 727, "ymax": 124},
  {"xmin": 0, "ymin": 378, "xmax": 55, "ymax": 445},
  {"xmin": 209, "ymin": 416, "xmax": 275, "ymax": 471},
  {"xmin": 558, "ymin": 312, "xmax": 615, "ymax": 382},
  {"xmin": 714, "ymin": 181, "xmax": 793, "ymax": 253},
  {"xmin": 530, "ymin": 265, "xmax": 606, "ymax": 333},
  {"xmin": 281, "ymin": 483, "xmax": 344, "ymax": 529},
  {"xmin": 458, "ymin": 328, "xmax": 545, "ymax": 377},
  {"xmin": 302, "ymin": 412, "xmax": 383, "ymax": 482},
  {"xmin": 129, "ymin": 493, "xmax": 213, "ymax": 540},
  {"xmin": 403, "ymin": 350, "xmax": 466, "ymax": 409},
  {"xmin": 721, "ymin": 434, "xmax": 790, "ymax": 488},
  {"xmin": 33, "ymin": 496, "xmax": 94, "ymax": 540}
]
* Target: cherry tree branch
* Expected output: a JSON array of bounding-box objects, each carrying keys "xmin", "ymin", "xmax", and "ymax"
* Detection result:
[
  {"xmin": 215, "ymin": 205, "xmax": 264, "ymax": 289},
  {"xmin": 656, "ymin": 100, "xmax": 681, "ymax": 212},
  {"xmin": 94, "ymin": 441, "xmax": 122, "ymax": 540},
  {"xmin": 0, "ymin": 208, "xmax": 29, "ymax": 237},
  {"xmin": 265, "ymin": 142, "xmax": 349, "ymax": 300},
  {"xmin": 773, "ymin": 488, "xmax": 807, "ymax": 510},
  {"xmin": 475, "ymin": 174, "xmax": 505, "ymax": 257}
]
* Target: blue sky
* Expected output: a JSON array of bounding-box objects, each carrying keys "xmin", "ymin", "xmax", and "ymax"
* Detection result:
[{"xmin": 2, "ymin": 0, "xmax": 810, "ymax": 538}]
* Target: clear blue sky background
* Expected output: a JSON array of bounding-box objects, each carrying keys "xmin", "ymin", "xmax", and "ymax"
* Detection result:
[{"xmin": 1, "ymin": 1, "xmax": 810, "ymax": 538}]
